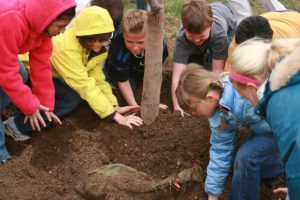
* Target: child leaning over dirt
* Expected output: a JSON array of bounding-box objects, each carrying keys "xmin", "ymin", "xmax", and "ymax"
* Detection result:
[
  {"xmin": 103, "ymin": 9, "xmax": 168, "ymax": 108},
  {"xmin": 4, "ymin": 7, "xmax": 143, "ymax": 142},
  {"xmin": 0, "ymin": 0, "xmax": 76, "ymax": 163},
  {"xmin": 176, "ymin": 64, "xmax": 283, "ymax": 200},
  {"xmin": 171, "ymin": 0, "xmax": 236, "ymax": 116}
]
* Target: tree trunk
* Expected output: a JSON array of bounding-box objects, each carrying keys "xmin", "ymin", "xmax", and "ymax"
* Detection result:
[{"xmin": 141, "ymin": 0, "xmax": 164, "ymax": 125}]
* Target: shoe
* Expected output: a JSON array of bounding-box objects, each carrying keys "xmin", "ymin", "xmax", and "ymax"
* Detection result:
[
  {"xmin": 3, "ymin": 118, "xmax": 30, "ymax": 141},
  {"xmin": 0, "ymin": 156, "xmax": 10, "ymax": 164}
]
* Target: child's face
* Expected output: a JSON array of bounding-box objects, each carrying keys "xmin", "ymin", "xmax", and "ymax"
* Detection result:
[
  {"xmin": 44, "ymin": 19, "xmax": 72, "ymax": 37},
  {"xmin": 188, "ymin": 95, "xmax": 219, "ymax": 117},
  {"xmin": 85, "ymin": 39, "xmax": 109, "ymax": 53},
  {"xmin": 124, "ymin": 31, "xmax": 147, "ymax": 56},
  {"xmin": 185, "ymin": 27, "xmax": 210, "ymax": 46},
  {"xmin": 231, "ymin": 80, "xmax": 259, "ymax": 106}
]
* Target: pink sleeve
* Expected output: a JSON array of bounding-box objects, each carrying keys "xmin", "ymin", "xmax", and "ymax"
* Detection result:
[
  {"xmin": 0, "ymin": 14, "xmax": 40, "ymax": 115},
  {"xmin": 29, "ymin": 38, "xmax": 55, "ymax": 111}
]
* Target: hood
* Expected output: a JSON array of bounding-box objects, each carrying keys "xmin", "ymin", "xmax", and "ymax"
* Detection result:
[
  {"xmin": 270, "ymin": 44, "xmax": 300, "ymax": 91},
  {"xmin": 26, "ymin": 0, "xmax": 77, "ymax": 34},
  {"xmin": 73, "ymin": 6, "xmax": 114, "ymax": 36}
]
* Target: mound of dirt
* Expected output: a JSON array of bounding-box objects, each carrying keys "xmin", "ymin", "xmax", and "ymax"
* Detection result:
[{"xmin": 0, "ymin": 71, "xmax": 274, "ymax": 200}]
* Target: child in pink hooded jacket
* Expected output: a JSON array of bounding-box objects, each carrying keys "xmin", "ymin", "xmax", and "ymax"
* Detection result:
[{"xmin": 0, "ymin": 0, "xmax": 76, "ymax": 163}]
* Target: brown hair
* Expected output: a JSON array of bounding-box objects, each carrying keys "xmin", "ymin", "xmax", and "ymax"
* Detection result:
[
  {"xmin": 181, "ymin": 0, "xmax": 213, "ymax": 33},
  {"xmin": 122, "ymin": 9, "xmax": 147, "ymax": 34},
  {"xmin": 176, "ymin": 64, "xmax": 223, "ymax": 112}
]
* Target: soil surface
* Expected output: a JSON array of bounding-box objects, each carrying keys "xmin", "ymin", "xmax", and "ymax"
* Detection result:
[{"xmin": 0, "ymin": 70, "xmax": 278, "ymax": 200}]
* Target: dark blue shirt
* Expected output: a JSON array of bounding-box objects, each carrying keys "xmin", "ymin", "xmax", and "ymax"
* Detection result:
[{"xmin": 105, "ymin": 28, "xmax": 168, "ymax": 83}]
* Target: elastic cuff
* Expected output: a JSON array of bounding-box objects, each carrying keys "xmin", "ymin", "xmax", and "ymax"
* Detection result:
[{"xmin": 104, "ymin": 111, "xmax": 116, "ymax": 122}]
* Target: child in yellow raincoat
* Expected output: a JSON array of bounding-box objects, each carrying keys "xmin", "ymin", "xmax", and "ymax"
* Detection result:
[{"xmin": 5, "ymin": 6, "xmax": 143, "ymax": 141}]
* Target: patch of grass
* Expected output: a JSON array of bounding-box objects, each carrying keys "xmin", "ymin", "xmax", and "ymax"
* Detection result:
[
  {"xmin": 164, "ymin": 0, "xmax": 189, "ymax": 22},
  {"xmin": 123, "ymin": 0, "xmax": 135, "ymax": 10}
]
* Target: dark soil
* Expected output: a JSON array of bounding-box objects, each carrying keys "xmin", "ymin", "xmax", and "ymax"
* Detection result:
[{"xmin": 0, "ymin": 70, "xmax": 278, "ymax": 200}]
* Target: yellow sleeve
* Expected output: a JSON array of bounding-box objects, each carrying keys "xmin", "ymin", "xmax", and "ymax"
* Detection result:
[
  {"xmin": 51, "ymin": 49, "xmax": 115, "ymax": 119},
  {"xmin": 88, "ymin": 55, "xmax": 118, "ymax": 106}
]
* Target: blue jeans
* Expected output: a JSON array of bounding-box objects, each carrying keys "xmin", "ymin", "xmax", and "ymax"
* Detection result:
[
  {"xmin": 0, "ymin": 60, "xmax": 28, "ymax": 160},
  {"xmin": 230, "ymin": 134, "xmax": 283, "ymax": 200},
  {"xmin": 13, "ymin": 78, "xmax": 80, "ymax": 136},
  {"xmin": 135, "ymin": 0, "xmax": 147, "ymax": 10}
]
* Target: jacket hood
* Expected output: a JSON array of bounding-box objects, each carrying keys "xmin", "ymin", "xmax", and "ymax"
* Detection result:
[
  {"xmin": 26, "ymin": 0, "xmax": 77, "ymax": 34},
  {"xmin": 270, "ymin": 44, "xmax": 300, "ymax": 91},
  {"xmin": 73, "ymin": 6, "xmax": 114, "ymax": 36}
]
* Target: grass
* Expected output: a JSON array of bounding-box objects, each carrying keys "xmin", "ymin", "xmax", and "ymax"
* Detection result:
[{"xmin": 123, "ymin": 0, "xmax": 300, "ymax": 23}]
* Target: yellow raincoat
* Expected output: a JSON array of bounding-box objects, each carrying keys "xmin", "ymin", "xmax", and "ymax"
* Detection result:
[{"xmin": 51, "ymin": 6, "xmax": 117, "ymax": 119}]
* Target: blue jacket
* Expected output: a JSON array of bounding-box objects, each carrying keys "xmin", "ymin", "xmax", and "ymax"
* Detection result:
[
  {"xmin": 205, "ymin": 75, "xmax": 272, "ymax": 196},
  {"xmin": 256, "ymin": 52, "xmax": 300, "ymax": 200}
]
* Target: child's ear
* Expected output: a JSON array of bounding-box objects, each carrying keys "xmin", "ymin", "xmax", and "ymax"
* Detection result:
[
  {"xmin": 206, "ymin": 91, "xmax": 219, "ymax": 102},
  {"xmin": 246, "ymin": 83, "xmax": 258, "ymax": 91}
]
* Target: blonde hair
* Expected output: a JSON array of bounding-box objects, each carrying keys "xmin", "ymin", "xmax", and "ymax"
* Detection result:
[
  {"xmin": 232, "ymin": 38, "xmax": 300, "ymax": 83},
  {"xmin": 122, "ymin": 9, "xmax": 147, "ymax": 34},
  {"xmin": 176, "ymin": 64, "xmax": 223, "ymax": 111}
]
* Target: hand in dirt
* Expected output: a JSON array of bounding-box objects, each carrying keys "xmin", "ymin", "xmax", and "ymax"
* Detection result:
[
  {"xmin": 24, "ymin": 105, "xmax": 49, "ymax": 131},
  {"xmin": 159, "ymin": 103, "xmax": 168, "ymax": 110},
  {"xmin": 273, "ymin": 187, "xmax": 288, "ymax": 200},
  {"xmin": 208, "ymin": 195, "xmax": 219, "ymax": 200},
  {"xmin": 115, "ymin": 105, "xmax": 140, "ymax": 115},
  {"xmin": 114, "ymin": 112, "xmax": 143, "ymax": 128},
  {"xmin": 173, "ymin": 108, "xmax": 190, "ymax": 117},
  {"xmin": 43, "ymin": 111, "xmax": 62, "ymax": 125},
  {"xmin": 24, "ymin": 105, "xmax": 62, "ymax": 131}
]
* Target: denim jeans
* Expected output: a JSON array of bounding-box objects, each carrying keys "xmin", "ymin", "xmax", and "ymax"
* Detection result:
[
  {"xmin": 135, "ymin": 0, "xmax": 147, "ymax": 10},
  {"xmin": 13, "ymin": 78, "xmax": 80, "ymax": 136},
  {"xmin": 229, "ymin": 134, "xmax": 283, "ymax": 200},
  {"xmin": 0, "ymin": 60, "xmax": 28, "ymax": 160}
]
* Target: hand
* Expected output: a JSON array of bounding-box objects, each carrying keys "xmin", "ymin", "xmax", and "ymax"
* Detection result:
[
  {"xmin": 24, "ymin": 105, "xmax": 62, "ymax": 131},
  {"xmin": 114, "ymin": 112, "xmax": 143, "ymax": 128},
  {"xmin": 159, "ymin": 103, "xmax": 168, "ymax": 110},
  {"xmin": 208, "ymin": 195, "xmax": 219, "ymax": 200},
  {"xmin": 173, "ymin": 107, "xmax": 190, "ymax": 117},
  {"xmin": 115, "ymin": 105, "xmax": 140, "ymax": 115},
  {"xmin": 43, "ymin": 110, "xmax": 62, "ymax": 125},
  {"xmin": 273, "ymin": 187, "xmax": 288, "ymax": 200},
  {"xmin": 24, "ymin": 105, "xmax": 49, "ymax": 131}
]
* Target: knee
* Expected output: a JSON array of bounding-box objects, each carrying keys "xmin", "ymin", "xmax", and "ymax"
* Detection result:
[{"xmin": 234, "ymin": 147, "xmax": 258, "ymax": 172}]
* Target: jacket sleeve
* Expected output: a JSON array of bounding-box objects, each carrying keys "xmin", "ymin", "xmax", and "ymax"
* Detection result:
[
  {"xmin": 205, "ymin": 111, "xmax": 238, "ymax": 196},
  {"xmin": 0, "ymin": 13, "xmax": 40, "ymax": 115},
  {"xmin": 51, "ymin": 49, "xmax": 115, "ymax": 119},
  {"xmin": 88, "ymin": 57, "xmax": 118, "ymax": 106},
  {"xmin": 29, "ymin": 38, "xmax": 55, "ymax": 111}
]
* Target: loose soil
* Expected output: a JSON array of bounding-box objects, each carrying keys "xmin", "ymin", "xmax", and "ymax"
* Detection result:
[
  {"xmin": 0, "ymin": 71, "xmax": 277, "ymax": 200},
  {"xmin": 0, "ymin": 12, "xmax": 281, "ymax": 199}
]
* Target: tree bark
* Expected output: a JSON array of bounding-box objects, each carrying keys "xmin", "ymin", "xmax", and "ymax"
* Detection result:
[{"xmin": 141, "ymin": 0, "xmax": 164, "ymax": 125}]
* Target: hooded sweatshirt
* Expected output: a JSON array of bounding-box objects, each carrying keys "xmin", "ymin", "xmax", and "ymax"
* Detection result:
[
  {"xmin": 0, "ymin": 0, "xmax": 76, "ymax": 115},
  {"xmin": 51, "ymin": 6, "xmax": 117, "ymax": 119}
]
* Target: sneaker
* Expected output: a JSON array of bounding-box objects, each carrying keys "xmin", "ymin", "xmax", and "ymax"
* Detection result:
[
  {"xmin": 0, "ymin": 156, "xmax": 10, "ymax": 164},
  {"xmin": 3, "ymin": 118, "xmax": 30, "ymax": 141}
]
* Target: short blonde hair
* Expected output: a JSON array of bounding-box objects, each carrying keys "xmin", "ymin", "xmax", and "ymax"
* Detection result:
[
  {"xmin": 232, "ymin": 38, "xmax": 300, "ymax": 83},
  {"xmin": 122, "ymin": 9, "xmax": 147, "ymax": 34},
  {"xmin": 176, "ymin": 64, "xmax": 223, "ymax": 111}
]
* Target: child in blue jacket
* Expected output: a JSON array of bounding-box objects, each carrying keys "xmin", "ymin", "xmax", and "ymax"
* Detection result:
[{"xmin": 176, "ymin": 64, "xmax": 283, "ymax": 200}]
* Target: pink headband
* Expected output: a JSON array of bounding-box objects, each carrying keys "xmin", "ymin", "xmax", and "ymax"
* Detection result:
[{"xmin": 229, "ymin": 67, "xmax": 260, "ymax": 88}]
